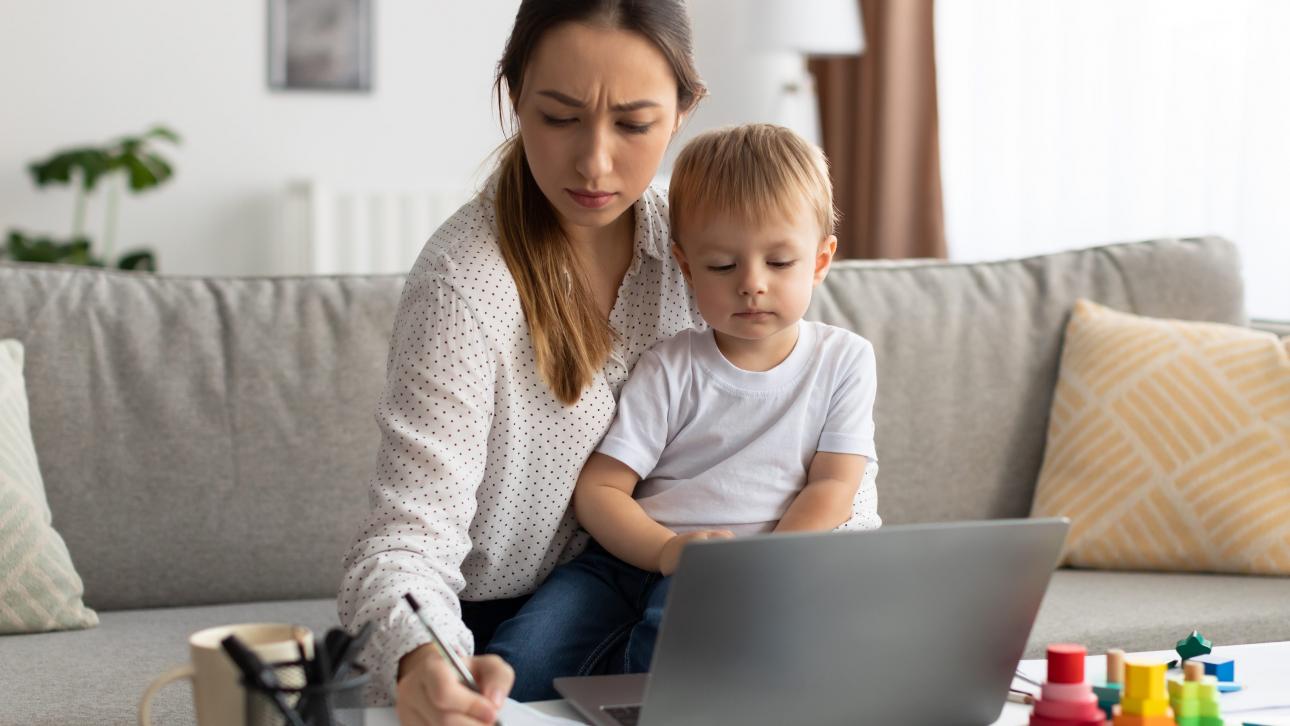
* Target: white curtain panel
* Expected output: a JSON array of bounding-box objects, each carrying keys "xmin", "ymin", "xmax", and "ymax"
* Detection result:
[{"xmin": 935, "ymin": 0, "xmax": 1290, "ymax": 319}]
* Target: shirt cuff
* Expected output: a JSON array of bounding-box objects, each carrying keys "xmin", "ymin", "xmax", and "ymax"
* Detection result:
[
  {"xmin": 595, "ymin": 437, "xmax": 657, "ymax": 479},
  {"xmin": 817, "ymin": 433, "xmax": 877, "ymax": 461}
]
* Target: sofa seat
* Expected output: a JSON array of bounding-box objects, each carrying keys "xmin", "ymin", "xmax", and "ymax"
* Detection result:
[
  {"xmin": 0, "ymin": 599, "xmax": 341, "ymax": 726},
  {"xmin": 1026, "ymin": 569, "xmax": 1290, "ymax": 658}
]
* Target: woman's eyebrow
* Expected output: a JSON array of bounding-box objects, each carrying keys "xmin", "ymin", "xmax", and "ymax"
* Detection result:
[{"xmin": 536, "ymin": 89, "xmax": 661, "ymax": 112}]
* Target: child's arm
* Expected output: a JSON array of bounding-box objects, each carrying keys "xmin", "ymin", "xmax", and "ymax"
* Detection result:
[
  {"xmin": 575, "ymin": 452, "xmax": 732, "ymax": 575},
  {"xmin": 773, "ymin": 453, "xmax": 867, "ymax": 533}
]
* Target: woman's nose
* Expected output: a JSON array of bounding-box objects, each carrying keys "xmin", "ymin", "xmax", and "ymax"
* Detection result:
[{"xmin": 575, "ymin": 126, "xmax": 613, "ymax": 182}]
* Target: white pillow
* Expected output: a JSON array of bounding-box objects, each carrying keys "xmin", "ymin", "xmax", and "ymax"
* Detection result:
[{"xmin": 0, "ymin": 339, "xmax": 98, "ymax": 634}]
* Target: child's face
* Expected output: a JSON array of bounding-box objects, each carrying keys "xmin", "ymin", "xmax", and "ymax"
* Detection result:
[{"xmin": 673, "ymin": 197, "xmax": 837, "ymax": 345}]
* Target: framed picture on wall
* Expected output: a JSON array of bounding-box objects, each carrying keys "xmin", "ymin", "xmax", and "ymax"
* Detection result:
[{"xmin": 268, "ymin": 0, "xmax": 372, "ymax": 92}]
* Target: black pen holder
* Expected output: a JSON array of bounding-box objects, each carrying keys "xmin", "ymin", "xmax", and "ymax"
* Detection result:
[{"xmin": 242, "ymin": 662, "xmax": 369, "ymax": 726}]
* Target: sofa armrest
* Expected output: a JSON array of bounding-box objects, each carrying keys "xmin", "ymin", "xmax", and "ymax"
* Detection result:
[{"xmin": 1251, "ymin": 318, "xmax": 1290, "ymax": 337}]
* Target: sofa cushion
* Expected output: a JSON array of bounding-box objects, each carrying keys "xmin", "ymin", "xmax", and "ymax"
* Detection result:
[
  {"xmin": 0, "ymin": 263, "xmax": 404, "ymax": 610},
  {"xmin": 806, "ymin": 236, "xmax": 1246, "ymax": 524},
  {"xmin": 1031, "ymin": 300, "xmax": 1290, "ymax": 575},
  {"xmin": 0, "ymin": 339, "xmax": 98, "ymax": 634},
  {"xmin": 1025, "ymin": 569, "xmax": 1290, "ymax": 658},
  {"xmin": 0, "ymin": 598, "xmax": 341, "ymax": 726}
]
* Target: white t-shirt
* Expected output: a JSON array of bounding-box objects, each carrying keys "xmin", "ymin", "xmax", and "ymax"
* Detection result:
[{"xmin": 596, "ymin": 321, "xmax": 880, "ymax": 536}]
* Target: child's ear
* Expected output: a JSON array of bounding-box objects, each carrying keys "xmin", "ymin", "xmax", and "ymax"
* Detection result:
[
  {"xmin": 813, "ymin": 235, "xmax": 838, "ymax": 285},
  {"xmin": 672, "ymin": 242, "xmax": 694, "ymax": 283}
]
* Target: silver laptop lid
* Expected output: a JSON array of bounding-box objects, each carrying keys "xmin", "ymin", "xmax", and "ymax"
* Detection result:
[{"xmin": 639, "ymin": 518, "xmax": 1068, "ymax": 726}]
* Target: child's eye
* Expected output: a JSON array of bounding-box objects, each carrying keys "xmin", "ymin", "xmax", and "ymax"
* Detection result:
[
  {"xmin": 707, "ymin": 264, "xmax": 735, "ymax": 273},
  {"xmin": 769, "ymin": 260, "xmax": 796, "ymax": 269},
  {"xmin": 541, "ymin": 113, "xmax": 577, "ymax": 126}
]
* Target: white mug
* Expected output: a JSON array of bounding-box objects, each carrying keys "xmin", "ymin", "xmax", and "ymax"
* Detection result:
[{"xmin": 139, "ymin": 622, "xmax": 313, "ymax": 726}]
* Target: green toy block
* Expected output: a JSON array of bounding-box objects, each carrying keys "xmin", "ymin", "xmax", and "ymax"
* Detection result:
[{"xmin": 1176, "ymin": 630, "xmax": 1213, "ymax": 660}]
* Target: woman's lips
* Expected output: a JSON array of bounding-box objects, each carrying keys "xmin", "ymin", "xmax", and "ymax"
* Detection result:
[{"xmin": 566, "ymin": 189, "xmax": 616, "ymax": 209}]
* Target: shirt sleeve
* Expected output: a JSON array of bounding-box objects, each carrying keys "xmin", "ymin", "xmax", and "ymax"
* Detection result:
[
  {"xmin": 338, "ymin": 268, "xmax": 494, "ymax": 705},
  {"xmin": 817, "ymin": 336, "xmax": 878, "ymax": 461},
  {"xmin": 595, "ymin": 349, "xmax": 672, "ymax": 479}
]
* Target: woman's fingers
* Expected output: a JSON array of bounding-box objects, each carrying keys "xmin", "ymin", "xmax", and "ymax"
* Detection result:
[
  {"xmin": 471, "ymin": 653, "xmax": 515, "ymax": 708},
  {"xmin": 420, "ymin": 657, "xmax": 500, "ymax": 724}
]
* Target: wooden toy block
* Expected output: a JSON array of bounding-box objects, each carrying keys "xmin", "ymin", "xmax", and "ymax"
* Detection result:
[
  {"xmin": 1120, "ymin": 695, "xmax": 1170, "ymax": 717},
  {"xmin": 1184, "ymin": 660, "xmax": 1205, "ymax": 681},
  {"xmin": 1093, "ymin": 682, "xmax": 1122, "ymax": 702},
  {"xmin": 1175, "ymin": 631, "xmax": 1213, "ymax": 661},
  {"xmin": 1190, "ymin": 654, "xmax": 1235, "ymax": 682},
  {"xmin": 1168, "ymin": 679, "xmax": 1203, "ymax": 700},
  {"xmin": 1047, "ymin": 643, "xmax": 1087, "ymax": 684},
  {"xmin": 1124, "ymin": 662, "xmax": 1167, "ymax": 701},
  {"xmin": 1110, "ymin": 709, "xmax": 1175, "ymax": 726},
  {"xmin": 1029, "ymin": 716, "xmax": 1105, "ymax": 726},
  {"xmin": 1106, "ymin": 648, "xmax": 1126, "ymax": 684},
  {"xmin": 1042, "ymin": 680, "xmax": 1098, "ymax": 702},
  {"xmin": 1034, "ymin": 695, "xmax": 1104, "ymax": 721}
]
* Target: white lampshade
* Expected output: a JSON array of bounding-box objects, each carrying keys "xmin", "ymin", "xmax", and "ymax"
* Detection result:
[{"xmin": 744, "ymin": 0, "xmax": 866, "ymax": 56}]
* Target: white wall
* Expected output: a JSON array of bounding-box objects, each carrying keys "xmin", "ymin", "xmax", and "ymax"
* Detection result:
[
  {"xmin": 936, "ymin": 0, "xmax": 1290, "ymax": 320},
  {"xmin": 0, "ymin": 0, "xmax": 800, "ymax": 276}
]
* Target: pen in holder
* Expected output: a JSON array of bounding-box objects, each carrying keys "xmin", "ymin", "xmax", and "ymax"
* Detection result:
[{"xmin": 242, "ymin": 663, "xmax": 369, "ymax": 726}]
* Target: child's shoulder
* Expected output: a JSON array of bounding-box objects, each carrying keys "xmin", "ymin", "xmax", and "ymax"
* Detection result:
[{"xmin": 803, "ymin": 321, "xmax": 874, "ymax": 357}]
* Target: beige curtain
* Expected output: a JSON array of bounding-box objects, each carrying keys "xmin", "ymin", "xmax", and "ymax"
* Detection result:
[{"xmin": 810, "ymin": 0, "xmax": 946, "ymax": 259}]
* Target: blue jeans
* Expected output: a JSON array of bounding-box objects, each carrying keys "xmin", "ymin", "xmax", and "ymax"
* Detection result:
[{"xmin": 483, "ymin": 541, "xmax": 672, "ymax": 702}]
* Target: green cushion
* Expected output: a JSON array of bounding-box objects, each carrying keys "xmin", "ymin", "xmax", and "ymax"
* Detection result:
[{"xmin": 0, "ymin": 339, "xmax": 97, "ymax": 634}]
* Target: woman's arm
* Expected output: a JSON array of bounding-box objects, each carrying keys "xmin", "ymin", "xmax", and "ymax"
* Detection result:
[
  {"xmin": 773, "ymin": 453, "xmax": 867, "ymax": 533},
  {"xmin": 338, "ymin": 270, "xmax": 494, "ymax": 704}
]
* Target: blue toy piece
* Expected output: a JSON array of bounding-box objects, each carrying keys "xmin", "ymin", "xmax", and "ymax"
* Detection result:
[{"xmin": 1191, "ymin": 655, "xmax": 1235, "ymax": 682}]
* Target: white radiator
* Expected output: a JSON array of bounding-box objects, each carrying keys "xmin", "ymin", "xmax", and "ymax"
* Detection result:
[{"xmin": 278, "ymin": 180, "xmax": 475, "ymax": 275}]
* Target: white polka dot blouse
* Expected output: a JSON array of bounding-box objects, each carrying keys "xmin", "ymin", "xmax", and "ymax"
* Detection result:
[{"xmin": 338, "ymin": 185, "xmax": 703, "ymax": 703}]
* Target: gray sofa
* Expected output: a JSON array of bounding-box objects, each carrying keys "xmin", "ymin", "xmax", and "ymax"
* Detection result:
[{"xmin": 2, "ymin": 236, "xmax": 1287, "ymax": 725}]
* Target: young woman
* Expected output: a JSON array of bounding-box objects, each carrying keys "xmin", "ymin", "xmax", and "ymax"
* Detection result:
[{"xmin": 338, "ymin": 2, "xmax": 706, "ymax": 724}]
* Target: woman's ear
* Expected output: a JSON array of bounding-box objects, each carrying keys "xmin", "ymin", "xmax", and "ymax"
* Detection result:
[{"xmin": 813, "ymin": 235, "xmax": 838, "ymax": 285}]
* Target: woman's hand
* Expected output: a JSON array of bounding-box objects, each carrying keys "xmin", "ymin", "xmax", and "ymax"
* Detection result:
[
  {"xmin": 396, "ymin": 644, "xmax": 514, "ymax": 726},
  {"xmin": 658, "ymin": 530, "xmax": 735, "ymax": 575}
]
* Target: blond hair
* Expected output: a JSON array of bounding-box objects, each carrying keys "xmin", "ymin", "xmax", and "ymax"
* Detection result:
[
  {"xmin": 492, "ymin": 0, "xmax": 706, "ymax": 405},
  {"xmin": 668, "ymin": 124, "xmax": 836, "ymax": 247}
]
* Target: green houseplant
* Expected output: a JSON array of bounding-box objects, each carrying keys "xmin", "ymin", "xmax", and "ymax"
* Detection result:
[{"xmin": 4, "ymin": 125, "xmax": 181, "ymax": 271}]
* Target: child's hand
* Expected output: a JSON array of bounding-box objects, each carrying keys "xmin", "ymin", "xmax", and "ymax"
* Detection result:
[{"xmin": 658, "ymin": 530, "xmax": 735, "ymax": 575}]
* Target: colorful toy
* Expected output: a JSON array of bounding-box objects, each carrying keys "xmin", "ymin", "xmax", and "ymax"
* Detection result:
[
  {"xmin": 1175, "ymin": 631, "xmax": 1213, "ymax": 661},
  {"xmin": 1167, "ymin": 660, "xmax": 1224, "ymax": 726},
  {"xmin": 1028, "ymin": 644, "xmax": 1107, "ymax": 726},
  {"xmin": 1092, "ymin": 648, "xmax": 1125, "ymax": 720},
  {"xmin": 1112, "ymin": 660, "xmax": 1174, "ymax": 726},
  {"xmin": 1191, "ymin": 653, "xmax": 1241, "ymax": 693}
]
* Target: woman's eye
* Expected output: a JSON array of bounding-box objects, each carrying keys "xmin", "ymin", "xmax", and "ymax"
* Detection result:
[
  {"xmin": 541, "ymin": 113, "xmax": 577, "ymax": 126},
  {"xmin": 707, "ymin": 264, "xmax": 735, "ymax": 273},
  {"xmin": 620, "ymin": 122, "xmax": 653, "ymax": 135},
  {"xmin": 769, "ymin": 260, "xmax": 796, "ymax": 269}
]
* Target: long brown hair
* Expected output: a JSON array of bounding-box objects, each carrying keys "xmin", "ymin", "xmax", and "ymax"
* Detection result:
[{"xmin": 493, "ymin": 0, "xmax": 705, "ymax": 405}]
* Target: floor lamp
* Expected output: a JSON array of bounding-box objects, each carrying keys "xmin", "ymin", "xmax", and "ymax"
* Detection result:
[{"xmin": 745, "ymin": 0, "xmax": 866, "ymax": 146}]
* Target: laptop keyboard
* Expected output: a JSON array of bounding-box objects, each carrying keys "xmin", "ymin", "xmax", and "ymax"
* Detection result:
[{"xmin": 602, "ymin": 705, "xmax": 642, "ymax": 725}]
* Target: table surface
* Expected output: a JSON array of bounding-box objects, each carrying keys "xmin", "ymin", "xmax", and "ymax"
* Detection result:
[{"xmin": 360, "ymin": 640, "xmax": 1290, "ymax": 725}]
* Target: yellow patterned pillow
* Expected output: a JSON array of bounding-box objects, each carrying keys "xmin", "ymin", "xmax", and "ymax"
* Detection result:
[{"xmin": 1031, "ymin": 300, "xmax": 1290, "ymax": 574}]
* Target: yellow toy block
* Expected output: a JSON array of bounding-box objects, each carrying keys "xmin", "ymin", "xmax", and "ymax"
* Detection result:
[
  {"xmin": 1120, "ymin": 696, "xmax": 1170, "ymax": 716},
  {"xmin": 1124, "ymin": 662, "xmax": 1167, "ymax": 700}
]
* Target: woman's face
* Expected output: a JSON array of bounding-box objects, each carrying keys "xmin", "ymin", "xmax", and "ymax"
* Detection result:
[{"xmin": 515, "ymin": 22, "xmax": 682, "ymax": 238}]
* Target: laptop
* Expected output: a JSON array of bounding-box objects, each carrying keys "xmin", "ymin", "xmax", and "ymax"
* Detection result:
[{"xmin": 554, "ymin": 518, "xmax": 1069, "ymax": 726}]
